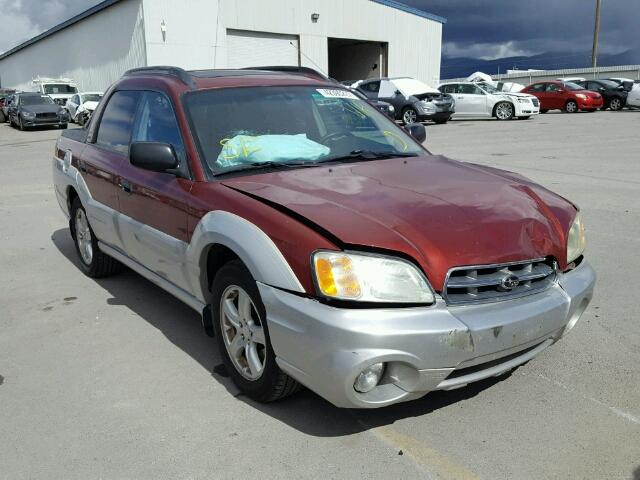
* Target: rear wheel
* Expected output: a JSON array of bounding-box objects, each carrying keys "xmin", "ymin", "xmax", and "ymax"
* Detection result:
[
  {"xmin": 564, "ymin": 100, "xmax": 578, "ymax": 113},
  {"xmin": 70, "ymin": 197, "xmax": 122, "ymax": 277},
  {"xmin": 212, "ymin": 260, "xmax": 300, "ymax": 402},
  {"xmin": 494, "ymin": 102, "xmax": 514, "ymax": 120}
]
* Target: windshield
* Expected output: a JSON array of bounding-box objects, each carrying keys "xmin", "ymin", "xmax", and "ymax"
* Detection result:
[
  {"xmin": 43, "ymin": 84, "xmax": 78, "ymax": 94},
  {"xmin": 391, "ymin": 78, "xmax": 439, "ymax": 96},
  {"xmin": 563, "ymin": 82, "xmax": 584, "ymax": 91},
  {"xmin": 21, "ymin": 95, "xmax": 54, "ymax": 106},
  {"xmin": 82, "ymin": 94, "xmax": 102, "ymax": 103},
  {"xmin": 596, "ymin": 80, "xmax": 619, "ymax": 89},
  {"xmin": 184, "ymin": 86, "xmax": 423, "ymax": 176}
]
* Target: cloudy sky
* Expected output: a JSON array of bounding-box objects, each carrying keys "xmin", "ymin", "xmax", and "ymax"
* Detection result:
[{"xmin": 0, "ymin": 0, "xmax": 637, "ymax": 61}]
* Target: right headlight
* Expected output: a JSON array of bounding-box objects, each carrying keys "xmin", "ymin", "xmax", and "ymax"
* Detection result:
[
  {"xmin": 566, "ymin": 212, "xmax": 586, "ymax": 263},
  {"xmin": 21, "ymin": 111, "xmax": 35, "ymax": 119},
  {"xmin": 312, "ymin": 250, "xmax": 434, "ymax": 304}
]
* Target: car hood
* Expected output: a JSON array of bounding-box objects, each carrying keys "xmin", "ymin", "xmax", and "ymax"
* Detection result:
[
  {"xmin": 222, "ymin": 156, "xmax": 576, "ymax": 290},
  {"xmin": 21, "ymin": 104, "xmax": 61, "ymax": 114},
  {"xmin": 79, "ymin": 101, "xmax": 99, "ymax": 111},
  {"xmin": 496, "ymin": 91, "xmax": 536, "ymax": 100}
]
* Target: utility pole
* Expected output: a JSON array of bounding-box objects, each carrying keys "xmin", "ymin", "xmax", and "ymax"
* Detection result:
[{"xmin": 591, "ymin": 0, "xmax": 602, "ymax": 69}]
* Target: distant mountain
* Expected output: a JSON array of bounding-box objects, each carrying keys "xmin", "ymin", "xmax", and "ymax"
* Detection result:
[{"xmin": 441, "ymin": 50, "xmax": 640, "ymax": 80}]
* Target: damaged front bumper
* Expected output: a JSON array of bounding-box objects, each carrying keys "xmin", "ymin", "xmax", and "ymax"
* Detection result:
[{"xmin": 260, "ymin": 260, "xmax": 596, "ymax": 408}]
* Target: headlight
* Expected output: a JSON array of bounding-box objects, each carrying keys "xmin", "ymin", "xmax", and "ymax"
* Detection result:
[
  {"xmin": 312, "ymin": 251, "xmax": 434, "ymax": 303},
  {"xmin": 576, "ymin": 94, "xmax": 587, "ymax": 100},
  {"xmin": 387, "ymin": 105, "xmax": 395, "ymax": 113},
  {"xmin": 566, "ymin": 212, "xmax": 586, "ymax": 263},
  {"xmin": 21, "ymin": 111, "xmax": 35, "ymax": 119},
  {"xmin": 517, "ymin": 97, "xmax": 530, "ymax": 103}
]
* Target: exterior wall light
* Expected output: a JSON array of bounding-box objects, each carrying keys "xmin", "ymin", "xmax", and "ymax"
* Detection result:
[
  {"xmin": 160, "ymin": 20, "xmax": 167, "ymax": 42},
  {"xmin": 311, "ymin": 13, "xmax": 320, "ymax": 23}
]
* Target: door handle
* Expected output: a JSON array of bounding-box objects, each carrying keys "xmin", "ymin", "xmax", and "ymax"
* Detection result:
[{"xmin": 118, "ymin": 179, "xmax": 132, "ymax": 194}]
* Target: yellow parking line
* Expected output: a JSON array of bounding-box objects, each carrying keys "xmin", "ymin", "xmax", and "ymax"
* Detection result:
[{"xmin": 369, "ymin": 425, "xmax": 481, "ymax": 480}]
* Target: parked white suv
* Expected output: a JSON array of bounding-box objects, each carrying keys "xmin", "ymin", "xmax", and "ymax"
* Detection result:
[{"xmin": 438, "ymin": 81, "xmax": 540, "ymax": 120}]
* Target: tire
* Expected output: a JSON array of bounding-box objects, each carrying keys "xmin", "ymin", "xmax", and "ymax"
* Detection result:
[
  {"xmin": 212, "ymin": 260, "xmax": 300, "ymax": 403},
  {"xmin": 401, "ymin": 107, "xmax": 418, "ymax": 125},
  {"xmin": 434, "ymin": 118, "xmax": 448, "ymax": 124},
  {"xmin": 609, "ymin": 97, "xmax": 623, "ymax": 111},
  {"xmin": 518, "ymin": 116, "xmax": 531, "ymax": 120},
  {"xmin": 0, "ymin": 111, "xmax": 5, "ymax": 123},
  {"xmin": 564, "ymin": 100, "xmax": 578, "ymax": 113},
  {"xmin": 60, "ymin": 123, "xmax": 68, "ymax": 129},
  {"xmin": 70, "ymin": 197, "xmax": 122, "ymax": 278},
  {"xmin": 540, "ymin": 109, "xmax": 548, "ymax": 113},
  {"xmin": 494, "ymin": 101, "xmax": 514, "ymax": 120},
  {"xmin": 18, "ymin": 117, "xmax": 24, "ymax": 130}
]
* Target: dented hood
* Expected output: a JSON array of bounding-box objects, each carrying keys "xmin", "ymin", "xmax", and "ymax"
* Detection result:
[{"xmin": 222, "ymin": 156, "xmax": 576, "ymax": 290}]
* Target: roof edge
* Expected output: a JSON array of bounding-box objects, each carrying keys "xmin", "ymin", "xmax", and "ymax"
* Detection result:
[
  {"xmin": 370, "ymin": 0, "xmax": 447, "ymax": 24},
  {"xmin": 0, "ymin": 0, "xmax": 123, "ymax": 61}
]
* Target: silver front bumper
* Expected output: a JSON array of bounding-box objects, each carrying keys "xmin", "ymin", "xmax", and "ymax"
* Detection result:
[{"xmin": 260, "ymin": 260, "xmax": 596, "ymax": 408}]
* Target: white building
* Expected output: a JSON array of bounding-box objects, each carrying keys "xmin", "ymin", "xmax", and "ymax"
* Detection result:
[{"xmin": 0, "ymin": 0, "xmax": 445, "ymax": 92}]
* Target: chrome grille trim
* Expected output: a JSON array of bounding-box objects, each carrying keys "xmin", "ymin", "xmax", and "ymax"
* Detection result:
[
  {"xmin": 443, "ymin": 258, "xmax": 556, "ymax": 305},
  {"xmin": 531, "ymin": 98, "xmax": 539, "ymax": 107}
]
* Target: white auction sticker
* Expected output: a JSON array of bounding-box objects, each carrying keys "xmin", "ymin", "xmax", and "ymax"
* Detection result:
[{"xmin": 316, "ymin": 88, "xmax": 358, "ymax": 99}]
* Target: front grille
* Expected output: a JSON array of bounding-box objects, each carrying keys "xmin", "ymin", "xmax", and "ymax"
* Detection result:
[
  {"xmin": 531, "ymin": 98, "xmax": 539, "ymax": 107},
  {"xmin": 443, "ymin": 258, "xmax": 556, "ymax": 305},
  {"xmin": 36, "ymin": 112, "xmax": 57, "ymax": 120}
]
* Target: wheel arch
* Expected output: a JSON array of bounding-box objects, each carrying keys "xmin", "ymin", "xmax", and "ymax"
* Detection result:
[{"xmin": 66, "ymin": 185, "xmax": 79, "ymax": 216}]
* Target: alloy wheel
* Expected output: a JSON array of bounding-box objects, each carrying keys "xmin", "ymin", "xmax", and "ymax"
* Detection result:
[
  {"xmin": 74, "ymin": 208, "xmax": 93, "ymax": 265},
  {"xmin": 496, "ymin": 102, "xmax": 513, "ymax": 120},
  {"xmin": 403, "ymin": 109, "xmax": 417, "ymax": 124},
  {"xmin": 220, "ymin": 285, "xmax": 266, "ymax": 380},
  {"xmin": 609, "ymin": 98, "xmax": 622, "ymax": 111}
]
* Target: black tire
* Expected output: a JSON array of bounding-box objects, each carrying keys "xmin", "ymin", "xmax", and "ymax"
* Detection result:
[
  {"xmin": 18, "ymin": 117, "xmax": 24, "ymax": 130},
  {"xmin": 60, "ymin": 123, "xmax": 68, "ymax": 129},
  {"xmin": 609, "ymin": 97, "xmax": 623, "ymax": 111},
  {"xmin": 212, "ymin": 260, "xmax": 300, "ymax": 403},
  {"xmin": 401, "ymin": 107, "xmax": 418, "ymax": 125},
  {"xmin": 564, "ymin": 100, "xmax": 578, "ymax": 113},
  {"xmin": 518, "ymin": 116, "xmax": 531, "ymax": 120},
  {"xmin": 0, "ymin": 111, "xmax": 5, "ymax": 123},
  {"xmin": 494, "ymin": 101, "xmax": 514, "ymax": 120},
  {"xmin": 540, "ymin": 109, "xmax": 548, "ymax": 113},
  {"xmin": 70, "ymin": 197, "xmax": 122, "ymax": 278},
  {"xmin": 434, "ymin": 118, "xmax": 448, "ymax": 124}
]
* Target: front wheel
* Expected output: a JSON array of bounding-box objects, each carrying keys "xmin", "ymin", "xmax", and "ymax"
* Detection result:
[
  {"xmin": 564, "ymin": 100, "xmax": 578, "ymax": 113},
  {"xmin": 609, "ymin": 97, "xmax": 623, "ymax": 111},
  {"xmin": 540, "ymin": 109, "xmax": 548, "ymax": 113},
  {"xmin": 18, "ymin": 117, "xmax": 24, "ymax": 130},
  {"xmin": 59, "ymin": 123, "xmax": 68, "ymax": 129},
  {"xmin": 212, "ymin": 260, "xmax": 300, "ymax": 403},
  {"xmin": 494, "ymin": 102, "xmax": 514, "ymax": 120},
  {"xmin": 70, "ymin": 198, "xmax": 122, "ymax": 277},
  {"xmin": 401, "ymin": 107, "xmax": 418, "ymax": 125},
  {"xmin": 518, "ymin": 116, "xmax": 531, "ymax": 120},
  {"xmin": 433, "ymin": 118, "xmax": 448, "ymax": 124}
]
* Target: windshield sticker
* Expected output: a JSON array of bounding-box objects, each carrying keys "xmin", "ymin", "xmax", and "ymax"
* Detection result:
[{"xmin": 316, "ymin": 88, "xmax": 358, "ymax": 99}]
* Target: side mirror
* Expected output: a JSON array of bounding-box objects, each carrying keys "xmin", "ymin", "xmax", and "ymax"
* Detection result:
[
  {"xmin": 405, "ymin": 122, "xmax": 426, "ymax": 143},
  {"xmin": 130, "ymin": 142, "xmax": 178, "ymax": 173},
  {"xmin": 599, "ymin": 87, "xmax": 605, "ymax": 92}
]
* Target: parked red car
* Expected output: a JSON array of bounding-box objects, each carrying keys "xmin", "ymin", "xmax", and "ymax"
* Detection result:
[
  {"xmin": 521, "ymin": 80, "xmax": 603, "ymax": 113},
  {"xmin": 52, "ymin": 67, "xmax": 595, "ymax": 408}
]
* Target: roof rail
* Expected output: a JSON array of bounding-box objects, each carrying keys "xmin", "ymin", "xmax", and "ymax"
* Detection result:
[
  {"xmin": 242, "ymin": 66, "xmax": 330, "ymax": 80},
  {"xmin": 123, "ymin": 66, "xmax": 197, "ymax": 89}
]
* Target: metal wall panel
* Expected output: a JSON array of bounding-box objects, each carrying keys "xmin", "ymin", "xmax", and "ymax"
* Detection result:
[
  {"xmin": 0, "ymin": 0, "xmax": 145, "ymax": 92},
  {"xmin": 225, "ymin": 30, "xmax": 299, "ymax": 68}
]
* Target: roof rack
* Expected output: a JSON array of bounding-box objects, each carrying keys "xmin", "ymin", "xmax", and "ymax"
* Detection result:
[
  {"xmin": 123, "ymin": 66, "xmax": 197, "ymax": 89},
  {"xmin": 242, "ymin": 66, "xmax": 329, "ymax": 80}
]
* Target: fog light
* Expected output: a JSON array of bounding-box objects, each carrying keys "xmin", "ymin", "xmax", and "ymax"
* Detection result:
[{"xmin": 353, "ymin": 362, "xmax": 385, "ymax": 393}]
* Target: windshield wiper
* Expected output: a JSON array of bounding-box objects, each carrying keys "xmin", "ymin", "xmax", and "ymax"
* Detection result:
[
  {"xmin": 214, "ymin": 160, "xmax": 321, "ymax": 176},
  {"xmin": 317, "ymin": 150, "xmax": 419, "ymax": 164}
]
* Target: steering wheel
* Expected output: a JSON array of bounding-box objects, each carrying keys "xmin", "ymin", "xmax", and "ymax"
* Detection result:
[{"xmin": 320, "ymin": 131, "xmax": 355, "ymax": 144}]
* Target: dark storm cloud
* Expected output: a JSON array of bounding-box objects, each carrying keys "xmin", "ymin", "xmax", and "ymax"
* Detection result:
[{"xmin": 401, "ymin": 0, "xmax": 639, "ymax": 59}]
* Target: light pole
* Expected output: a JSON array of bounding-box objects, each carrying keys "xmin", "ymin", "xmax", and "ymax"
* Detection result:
[{"xmin": 591, "ymin": 0, "xmax": 602, "ymax": 69}]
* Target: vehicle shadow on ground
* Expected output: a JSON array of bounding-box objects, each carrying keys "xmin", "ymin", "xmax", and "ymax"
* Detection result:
[{"xmin": 52, "ymin": 227, "xmax": 509, "ymax": 437}]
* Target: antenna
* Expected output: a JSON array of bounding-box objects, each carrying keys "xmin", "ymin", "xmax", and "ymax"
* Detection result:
[{"xmin": 289, "ymin": 41, "xmax": 329, "ymax": 77}]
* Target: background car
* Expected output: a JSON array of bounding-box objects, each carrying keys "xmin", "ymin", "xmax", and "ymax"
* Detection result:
[
  {"xmin": 625, "ymin": 85, "xmax": 640, "ymax": 108},
  {"xmin": 8, "ymin": 92, "xmax": 69, "ymax": 130},
  {"xmin": 438, "ymin": 81, "xmax": 539, "ymax": 120},
  {"xmin": 521, "ymin": 81, "xmax": 603, "ymax": 113},
  {"xmin": 355, "ymin": 77, "xmax": 454, "ymax": 124},
  {"xmin": 64, "ymin": 92, "xmax": 103, "ymax": 122},
  {"xmin": 574, "ymin": 79, "xmax": 627, "ymax": 111},
  {"xmin": 1, "ymin": 93, "xmax": 17, "ymax": 122}
]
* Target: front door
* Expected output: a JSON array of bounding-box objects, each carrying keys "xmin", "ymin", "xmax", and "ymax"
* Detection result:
[
  {"xmin": 454, "ymin": 84, "xmax": 488, "ymax": 116},
  {"xmin": 116, "ymin": 91, "xmax": 193, "ymax": 291}
]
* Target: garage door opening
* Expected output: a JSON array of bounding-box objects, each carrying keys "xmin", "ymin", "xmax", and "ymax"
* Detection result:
[{"xmin": 328, "ymin": 38, "xmax": 387, "ymax": 83}]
